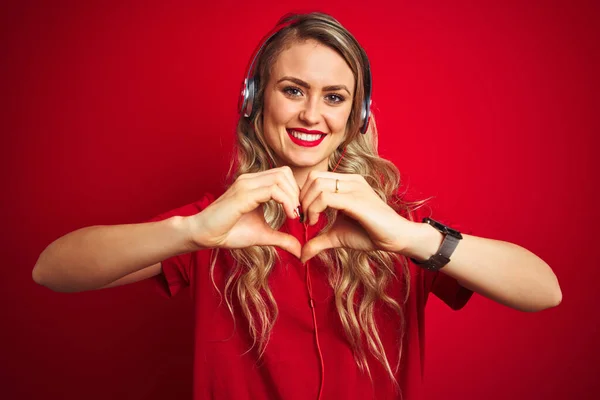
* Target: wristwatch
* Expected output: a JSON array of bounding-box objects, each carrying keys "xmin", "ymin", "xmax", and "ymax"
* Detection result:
[{"xmin": 410, "ymin": 217, "xmax": 463, "ymax": 271}]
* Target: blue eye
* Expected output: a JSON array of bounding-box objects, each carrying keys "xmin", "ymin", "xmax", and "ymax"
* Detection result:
[
  {"xmin": 326, "ymin": 94, "xmax": 345, "ymax": 104},
  {"xmin": 283, "ymin": 87, "xmax": 303, "ymax": 97}
]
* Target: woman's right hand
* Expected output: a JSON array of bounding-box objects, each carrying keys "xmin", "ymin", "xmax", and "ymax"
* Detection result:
[{"xmin": 188, "ymin": 166, "xmax": 302, "ymax": 258}]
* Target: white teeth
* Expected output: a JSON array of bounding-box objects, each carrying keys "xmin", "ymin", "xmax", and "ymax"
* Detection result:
[{"xmin": 289, "ymin": 130, "xmax": 323, "ymax": 142}]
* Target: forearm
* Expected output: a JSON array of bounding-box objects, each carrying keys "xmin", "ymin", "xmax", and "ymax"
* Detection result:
[
  {"xmin": 33, "ymin": 216, "xmax": 198, "ymax": 293},
  {"xmin": 406, "ymin": 222, "xmax": 562, "ymax": 312}
]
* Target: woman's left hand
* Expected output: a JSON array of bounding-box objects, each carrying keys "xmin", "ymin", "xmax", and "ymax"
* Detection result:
[{"xmin": 299, "ymin": 171, "xmax": 416, "ymax": 263}]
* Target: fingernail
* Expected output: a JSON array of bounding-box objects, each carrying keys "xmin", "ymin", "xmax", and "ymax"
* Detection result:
[{"xmin": 294, "ymin": 208, "xmax": 300, "ymax": 218}]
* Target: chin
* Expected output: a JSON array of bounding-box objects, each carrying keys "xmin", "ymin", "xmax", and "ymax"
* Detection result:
[{"xmin": 276, "ymin": 151, "xmax": 323, "ymax": 169}]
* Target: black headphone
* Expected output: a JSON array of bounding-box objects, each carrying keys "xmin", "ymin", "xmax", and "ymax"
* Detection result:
[{"xmin": 238, "ymin": 15, "xmax": 373, "ymax": 134}]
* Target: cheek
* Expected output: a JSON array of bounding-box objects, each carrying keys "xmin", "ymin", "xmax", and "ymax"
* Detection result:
[
  {"xmin": 325, "ymin": 107, "xmax": 352, "ymax": 132},
  {"xmin": 264, "ymin": 94, "xmax": 296, "ymax": 125}
]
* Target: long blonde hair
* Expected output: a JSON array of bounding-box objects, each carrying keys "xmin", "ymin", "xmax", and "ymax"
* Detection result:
[{"xmin": 211, "ymin": 12, "xmax": 429, "ymax": 387}]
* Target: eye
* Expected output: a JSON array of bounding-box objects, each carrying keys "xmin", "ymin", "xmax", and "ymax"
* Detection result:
[
  {"xmin": 325, "ymin": 93, "xmax": 345, "ymax": 104},
  {"xmin": 283, "ymin": 86, "xmax": 303, "ymax": 97}
]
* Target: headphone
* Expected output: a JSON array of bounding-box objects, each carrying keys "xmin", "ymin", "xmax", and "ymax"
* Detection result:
[{"xmin": 238, "ymin": 15, "xmax": 373, "ymax": 134}]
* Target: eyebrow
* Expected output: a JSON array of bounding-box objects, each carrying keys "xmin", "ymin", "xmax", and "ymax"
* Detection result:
[{"xmin": 276, "ymin": 76, "xmax": 352, "ymax": 96}]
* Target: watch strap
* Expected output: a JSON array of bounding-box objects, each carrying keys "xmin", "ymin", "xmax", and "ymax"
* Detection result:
[{"xmin": 410, "ymin": 218, "xmax": 462, "ymax": 271}]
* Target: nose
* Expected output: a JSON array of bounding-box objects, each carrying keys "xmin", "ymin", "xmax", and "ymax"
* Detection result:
[{"xmin": 299, "ymin": 97, "xmax": 321, "ymax": 126}]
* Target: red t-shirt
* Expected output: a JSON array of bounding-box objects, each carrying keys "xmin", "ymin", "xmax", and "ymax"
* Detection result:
[{"xmin": 148, "ymin": 193, "xmax": 472, "ymax": 400}]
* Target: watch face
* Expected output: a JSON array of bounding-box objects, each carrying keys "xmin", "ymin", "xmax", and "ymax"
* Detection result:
[
  {"xmin": 425, "ymin": 218, "xmax": 463, "ymax": 239},
  {"xmin": 445, "ymin": 227, "xmax": 463, "ymax": 239}
]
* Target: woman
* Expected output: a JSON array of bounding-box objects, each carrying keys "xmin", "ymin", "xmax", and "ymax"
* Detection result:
[{"xmin": 32, "ymin": 12, "xmax": 562, "ymax": 400}]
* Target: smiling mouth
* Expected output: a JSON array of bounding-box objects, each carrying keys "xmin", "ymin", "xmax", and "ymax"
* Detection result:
[
  {"xmin": 286, "ymin": 129, "xmax": 327, "ymax": 148},
  {"xmin": 287, "ymin": 129, "xmax": 325, "ymax": 142}
]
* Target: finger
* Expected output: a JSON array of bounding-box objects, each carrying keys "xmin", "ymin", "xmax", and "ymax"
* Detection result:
[
  {"xmin": 242, "ymin": 170, "xmax": 300, "ymax": 215},
  {"xmin": 247, "ymin": 184, "xmax": 298, "ymax": 219},
  {"xmin": 260, "ymin": 230, "xmax": 302, "ymax": 259},
  {"xmin": 300, "ymin": 170, "xmax": 328, "ymax": 199},
  {"xmin": 300, "ymin": 171, "xmax": 361, "ymax": 199},
  {"xmin": 301, "ymin": 178, "xmax": 335, "ymax": 225},
  {"xmin": 275, "ymin": 167, "xmax": 301, "ymax": 214},
  {"xmin": 237, "ymin": 174, "xmax": 298, "ymax": 218},
  {"xmin": 300, "ymin": 233, "xmax": 335, "ymax": 264},
  {"xmin": 305, "ymin": 187, "xmax": 364, "ymax": 226},
  {"xmin": 303, "ymin": 190, "xmax": 330, "ymax": 226},
  {"xmin": 301, "ymin": 178, "xmax": 361, "ymax": 224},
  {"xmin": 256, "ymin": 167, "xmax": 300, "ymax": 200},
  {"xmin": 277, "ymin": 166, "xmax": 301, "ymax": 200}
]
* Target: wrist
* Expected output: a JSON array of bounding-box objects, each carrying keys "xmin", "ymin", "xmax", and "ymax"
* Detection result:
[
  {"xmin": 173, "ymin": 215, "xmax": 207, "ymax": 252},
  {"xmin": 403, "ymin": 221, "xmax": 444, "ymax": 262}
]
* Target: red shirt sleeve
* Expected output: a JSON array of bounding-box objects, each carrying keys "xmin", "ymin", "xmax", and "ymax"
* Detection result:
[
  {"xmin": 145, "ymin": 193, "xmax": 215, "ymax": 298},
  {"xmin": 426, "ymin": 269, "xmax": 473, "ymax": 310},
  {"xmin": 404, "ymin": 201, "xmax": 474, "ymax": 310}
]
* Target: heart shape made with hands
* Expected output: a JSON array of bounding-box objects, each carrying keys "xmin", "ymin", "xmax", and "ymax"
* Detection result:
[
  {"xmin": 296, "ymin": 212, "xmax": 380, "ymax": 264},
  {"xmin": 273, "ymin": 206, "xmax": 410, "ymax": 265},
  {"xmin": 292, "ymin": 172, "xmax": 414, "ymax": 263},
  {"xmin": 251, "ymin": 211, "xmax": 374, "ymax": 264},
  {"xmin": 219, "ymin": 170, "xmax": 416, "ymax": 265}
]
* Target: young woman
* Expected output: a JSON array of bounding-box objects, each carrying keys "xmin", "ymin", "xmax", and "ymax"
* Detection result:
[{"xmin": 32, "ymin": 12, "xmax": 562, "ymax": 400}]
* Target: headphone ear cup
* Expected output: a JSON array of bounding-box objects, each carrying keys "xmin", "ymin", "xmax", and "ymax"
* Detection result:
[
  {"xmin": 361, "ymin": 114, "xmax": 372, "ymax": 134},
  {"xmin": 238, "ymin": 78, "xmax": 249, "ymax": 116},
  {"xmin": 243, "ymin": 77, "xmax": 257, "ymax": 118},
  {"xmin": 359, "ymin": 99, "xmax": 372, "ymax": 134}
]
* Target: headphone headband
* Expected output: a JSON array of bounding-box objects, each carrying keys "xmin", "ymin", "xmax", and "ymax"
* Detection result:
[{"xmin": 238, "ymin": 15, "xmax": 372, "ymax": 134}]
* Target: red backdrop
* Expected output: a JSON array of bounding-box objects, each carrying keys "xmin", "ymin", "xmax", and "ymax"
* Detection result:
[{"xmin": 2, "ymin": 0, "xmax": 597, "ymax": 399}]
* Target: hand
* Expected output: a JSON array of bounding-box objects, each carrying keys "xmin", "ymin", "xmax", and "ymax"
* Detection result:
[
  {"xmin": 299, "ymin": 171, "xmax": 415, "ymax": 263},
  {"xmin": 189, "ymin": 167, "xmax": 302, "ymax": 258}
]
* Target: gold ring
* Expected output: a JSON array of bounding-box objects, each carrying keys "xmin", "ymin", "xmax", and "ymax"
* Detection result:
[{"xmin": 335, "ymin": 179, "xmax": 339, "ymax": 193}]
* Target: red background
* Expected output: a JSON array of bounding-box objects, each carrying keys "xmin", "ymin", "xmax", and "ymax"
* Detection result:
[{"xmin": 2, "ymin": 0, "xmax": 598, "ymax": 399}]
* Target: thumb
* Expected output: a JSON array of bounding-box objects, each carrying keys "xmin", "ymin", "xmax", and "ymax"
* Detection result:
[
  {"xmin": 262, "ymin": 230, "xmax": 302, "ymax": 259},
  {"xmin": 301, "ymin": 233, "xmax": 335, "ymax": 264}
]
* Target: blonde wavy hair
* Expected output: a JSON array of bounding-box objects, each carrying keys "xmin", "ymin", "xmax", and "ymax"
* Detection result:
[{"xmin": 210, "ymin": 12, "xmax": 429, "ymax": 389}]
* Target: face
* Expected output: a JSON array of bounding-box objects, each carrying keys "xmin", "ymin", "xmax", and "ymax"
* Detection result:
[{"xmin": 262, "ymin": 39, "xmax": 355, "ymax": 171}]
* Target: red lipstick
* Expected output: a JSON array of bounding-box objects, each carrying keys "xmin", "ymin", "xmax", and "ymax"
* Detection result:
[
  {"xmin": 290, "ymin": 128, "xmax": 327, "ymax": 135},
  {"xmin": 286, "ymin": 128, "xmax": 327, "ymax": 148}
]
